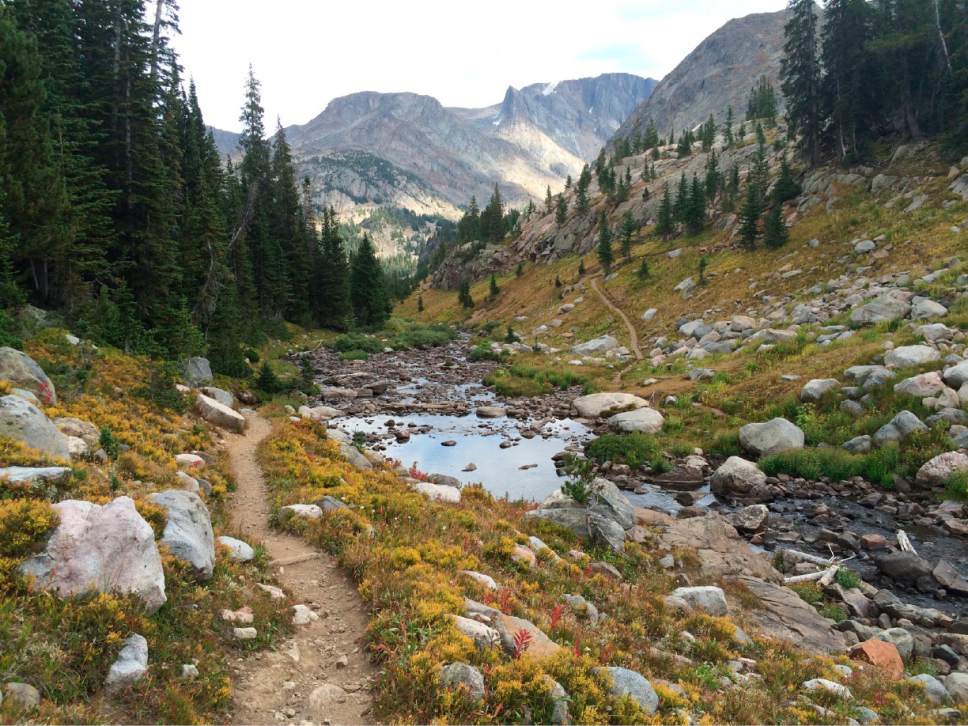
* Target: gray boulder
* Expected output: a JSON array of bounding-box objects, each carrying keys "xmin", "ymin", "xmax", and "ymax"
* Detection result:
[
  {"xmin": 875, "ymin": 551, "xmax": 933, "ymax": 583},
  {"xmin": 440, "ymin": 662, "xmax": 485, "ymax": 701},
  {"xmin": 105, "ymin": 633, "xmax": 149, "ymax": 692},
  {"xmin": 885, "ymin": 344, "xmax": 940, "ymax": 369},
  {"xmin": 850, "ymin": 293, "xmax": 912, "ymax": 325},
  {"xmin": 0, "ymin": 347, "xmax": 56, "ymax": 405},
  {"xmin": 894, "ymin": 371, "xmax": 946, "ymax": 397},
  {"xmin": 843, "ymin": 435, "xmax": 873, "ymax": 454},
  {"xmin": 588, "ymin": 513, "xmax": 626, "ymax": 552},
  {"xmin": 800, "ymin": 378, "xmax": 840, "ymax": 402},
  {"xmin": 217, "ymin": 535, "xmax": 255, "ymax": 562},
  {"xmin": 182, "ymin": 357, "xmax": 213, "ymax": 387},
  {"xmin": 572, "ymin": 392, "xmax": 648, "ymax": 418},
  {"xmin": 53, "ymin": 417, "xmax": 99, "ymax": 448},
  {"xmin": 907, "ymin": 673, "xmax": 948, "ymax": 704},
  {"xmin": 669, "ymin": 585, "xmax": 728, "ymax": 615},
  {"xmin": 195, "ymin": 393, "xmax": 246, "ymax": 433},
  {"xmin": 572, "ymin": 335, "xmax": 619, "ymax": 355},
  {"xmin": 943, "ymin": 673, "xmax": 968, "ymax": 705},
  {"xmin": 873, "ymin": 410, "xmax": 927, "ymax": 445},
  {"xmin": 199, "ymin": 386, "xmax": 234, "ymax": 409},
  {"xmin": 943, "ymin": 361, "xmax": 968, "ymax": 389},
  {"xmin": 595, "ymin": 666, "xmax": 658, "ymax": 714},
  {"xmin": 607, "ymin": 407, "xmax": 664, "ymax": 433},
  {"xmin": 20, "ymin": 497, "xmax": 166, "ymax": 612},
  {"xmin": 911, "ymin": 297, "xmax": 948, "ymax": 320},
  {"xmin": 739, "ymin": 418, "xmax": 805, "ymax": 457},
  {"xmin": 916, "ymin": 452, "xmax": 968, "ymax": 487},
  {"xmin": 0, "ymin": 395, "xmax": 70, "ymax": 458},
  {"xmin": 710, "ymin": 456, "xmax": 769, "ymax": 500},
  {"xmin": 2, "ymin": 682, "xmax": 40, "ymax": 712},
  {"xmin": 588, "ymin": 478, "xmax": 635, "ymax": 530},
  {"xmin": 148, "ymin": 490, "xmax": 216, "ymax": 580},
  {"xmin": 0, "ymin": 466, "xmax": 71, "ymax": 488}
]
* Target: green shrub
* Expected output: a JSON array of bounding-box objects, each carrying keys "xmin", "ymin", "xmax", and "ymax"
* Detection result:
[
  {"xmin": 468, "ymin": 342, "xmax": 505, "ymax": 362},
  {"xmin": 331, "ymin": 333, "xmax": 383, "ymax": 354},
  {"xmin": 835, "ymin": 567, "xmax": 861, "ymax": 589},
  {"xmin": 560, "ymin": 455, "xmax": 593, "ymax": 504},
  {"xmin": 134, "ymin": 363, "xmax": 187, "ymax": 413},
  {"xmin": 256, "ymin": 362, "xmax": 285, "ymax": 394},
  {"xmin": 760, "ymin": 446, "xmax": 900, "ymax": 488},
  {"xmin": 586, "ymin": 433, "xmax": 667, "ymax": 471},
  {"xmin": 99, "ymin": 426, "xmax": 120, "ymax": 459},
  {"xmin": 340, "ymin": 349, "xmax": 369, "ymax": 361},
  {"xmin": 945, "ymin": 471, "xmax": 968, "ymax": 500},
  {"xmin": 0, "ymin": 309, "xmax": 23, "ymax": 349},
  {"xmin": 390, "ymin": 324, "xmax": 455, "ymax": 350}
]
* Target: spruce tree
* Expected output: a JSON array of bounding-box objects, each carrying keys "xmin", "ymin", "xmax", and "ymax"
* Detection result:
[
  {"xmin": 782, "ymin": 0, "xmax": 823, "ymax": 166},
  {"xmin": 576, "ymin": 165, "xmax": 591, "ymax": 212},
  {"xmin": 773, "ymin": 157, "xmax": 802, "ymax": 204},
  {"xmin": 822, "ymin": 0, "xmax": 873, "ymax": 161},
  {"xmin": 545, "ymin": 185, "xmax": 553, "ymax": 214},
  {"xmin": 596, "ymin": 212, "xmax": 613, "ymax": 274},
  {"xmin": 457, "ymin": 279, "xmax": 474, "ymax": 309},
  {"xmin": 674, "ymin": 173, "xmax": 690, "ymax": 224},
  {"xmin": 686, "ymin": 175, "xmax": 706, "ymax": 235},
  {"xmin": 314, "ymin": 207, "xmax": 352, "ymax": 330},
  {"xmin": 620, "ymin": 212, "xmax": 636, "ymax": 260},
  {"xmin": 739, "ymin": 182, "xmax": 762, "ymax": 249},
  {"xmin": 764, "ymin": 205, "xmax": 789, "ymax": 249},
  {"xmin": 637, "ymin": 258, "xmax": 650, "ymax": 280},
  {"xmin": 555, "ymin": 194, "xmax": 568, "ymax": 227},
  {"xmin": 655, "ymin": 184, "xmax": 674, "ymax": 238},
  {"xmin": 489, "ymin": 274, "xmax": 499, "ymax": 300},
  {"xmin": 350, "ymin": 234, "xmax": 389, "ymax": 328}
]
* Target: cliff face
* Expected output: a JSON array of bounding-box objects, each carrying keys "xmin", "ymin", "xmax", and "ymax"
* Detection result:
[{"xmin": 613, "ymin": 9, "xmax": 789, "ymax": 142}]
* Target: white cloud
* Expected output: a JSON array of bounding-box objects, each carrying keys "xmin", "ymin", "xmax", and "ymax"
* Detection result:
[{"xmin": 173, "ymin": 0, "xmax": 787, "ymax": 131}]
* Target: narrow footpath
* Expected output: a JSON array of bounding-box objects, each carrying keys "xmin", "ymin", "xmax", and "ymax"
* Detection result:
[
  {"xmin": 226, "ymin": 415, "xmax": 375, "ymax": 725},
  {"xmin": 589, "ymin": 276, "xmax": 643, "ymax": 360}
]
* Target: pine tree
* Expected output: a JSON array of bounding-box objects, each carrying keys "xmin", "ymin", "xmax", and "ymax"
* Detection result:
[
  {"xmin": 554, "ymin": 274, "xmax": 562, "ymax": 288},
  {"xmin": 555, "ymin": 194, "xmax": 568, "ymax": 227},
  {"xmin": 545, "ymin": 185, "xmax": 553, "ymax": 214},
  {"xmin": 314, "ymin": 207, "xmax": 352, "ymax": 330},
  {"xmin": 270, "ymin": 122, "xmax": 309, "ymax": 323},
  {"xmin": 489, "ymin": 274, "xmax": 499, "ymax": 300},
  {"xmin": 655, "ymin": 184, "xmax": 674, "ymax": 238},
  {"xmin": 515, "ymin": 261, "xmax": 523, "ymax": 277},
  {"xmin": 782, "ymin": 0, "xmax": 823, "ymax": 166},
  {"xmin": 417, "ymin": 295, "xmax": 424, "ymax": 313},
  {"xmin": 480, "ymin": 185, "xmax": 505, "ymax": 243},
  {"xmin": 637, "ymin": 258, "xmax": 650, "ymax": 280},
  {"xmin": 725, "ymin": 106, "xmax": 735, "ymax": 147},
  {"xmin": 349, "ymin": 234, "xmax": 389, "ymax": 328},
  {"xmin": 773, "ymin": 157, "xmax": 802, "ymax": 204},
  {"xmin": 578, "ymin": 258, "xmax": 586, "ymax": 276},
  {"xmin": 698, "ymin": 256, "xmax": 709, "ymax": 284},
  {"xmin": 674, "ymin": 173, "xmax": 690, "ymax": 223},
  {"xmin": 596, "ymin": 212, "xmax": 613, "ymax": 274},
  {"xmin": 458, "ymin": 196, "xmax": 481, "ymax": 242},
  {"xmin": 701, "ymin": 114, "xmax": 716, "ymax": 151},
  {"xmin": 576, "ymin": 165, "xmax": 591, "ymax": 212},
  {"xmin": 764, "ymin": 204, "xmax": 790, "ymax": 249},
  {"xmin": 822, "ymin": 0, "xmax": 873, "ymax": 161},
  {"xmin": 738, "ymin": 182, "xmax": 762, "ymax": 249},
  {"xmin": 457, "ymin": 279, "xmax": 474, "ymax": 309},
  {"xmin": 705, "ymin": 150, "xmax": 721, "ymax": 201},
  {"xmin": 686, "ymin": 175, "xmax": 706, "ymax": 235}
]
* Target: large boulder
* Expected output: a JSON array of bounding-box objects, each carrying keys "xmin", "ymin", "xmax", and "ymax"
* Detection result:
[
  {"xmin": 494, "ymin": 614, "xmax": 561, "ymax": 659},
  {"xmin": 0, "ymin": 466, "xmax": 71, "ymax": 488},
  {"xmin": 943, "ymin": 361, "xmax": 968, "ymax": 389},
  {"xmin": 595, "ymin": 666, "xmax": 658, "ymax": 714},
  {"xmin": 0, "ymin": 395, "xmax": 70, "ymax": 458},
  {"xmin": 738, "ymin": 418, "xmax": 805, "ymax": 457},
  {"xmin": 298, "ymin": 404, "xmax": 342, "ymax": 421},
  {"xmin": 588, "ymin": 513, "xmax": 626, "ymax": 552},
  {"xmin": 730, "ymin": 575, "xmax": 846, "ymax": 654},
  {"xmin": 910, "ymin": 297, "xmax": 948, "ymax": 320},
  {"xmin": 710, "ymin": 456, "xmax": 769, "ymax": 501},
  {"xmin": 199, "ymin": 386, "xmax": 234, "ymax": 409},
  {"xmin": 875, "ymin": 551, "xmax": 933, "ymax": 583},
  {"xmin": 608, "ymin": 407, "xmax": 664, "ymax": 434},
  {"xmin": 657, "ymin": 514, "xmax": 782, "ymax": 582},
  {"xmin": 440, "ymin": 663, "xmax": 485, "ymax": 701},
  {"xmin": 572, "ymin": 392, "xmax": 648, "ymax": 418},
  {"xmin": 0, "ymin": 347, "xmax": 56, "ymax": 405},
  {"xmin": 884, "ymin": 345, "xmax": 940, "ymax": 369},
  {"xmin": 195, "ymin": 393, "xmax": 246, "ymax": 433},
  {"xmin": 20, "ymin": 497, "xmax": 166, "ymax": 612},
  {"xmin": 148, "ymin": 490, "xmax": 216, "ymax": 580},
  {"xmin": 850, "ymin": 292, "xmax": 912, "ymax": 325},
  {"xmin": 800, "ymin": 378, "xmax": 840, "ymax": 402},
  {"xmin": 873, "ymin": 410, "xmax": 926, "ymax": 445},
  {"xmin": 182, "ymin": 357, "xmax": 213, "ymax": 387},
  {"xmin": 572, "ymin": 335, "xmax": 619, "ymax": 356},
  {"xmin": 916, "ymin": 452, "xmax": 968, "ymax": 487},
  {"xmin": 669, "ymin": 586, "xmax": 728, "ymax": 615},
  {"xmin": 53, "ymin": 417, "xmax": 99, "ymax": 448},
  {"xmin": 588, "ymin": 478, "xmax": 635, "ymax": 530},
  {"xmin": 894, "ymin": 371, "xmax": 946, "ymax": 398}
]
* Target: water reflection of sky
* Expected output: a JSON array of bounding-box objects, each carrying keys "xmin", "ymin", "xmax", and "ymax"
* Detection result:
[{"xmin": 334, "ymin": 411, "xmax": 590, "ymax": 502}]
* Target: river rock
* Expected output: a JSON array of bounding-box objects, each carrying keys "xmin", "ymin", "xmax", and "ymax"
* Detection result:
[
  {"xmin": 729, "ymin": 503, "xmax": 769, "ymax": 532},
  {"xmin": 148, "ymin": 490, "xmax": 215, "ymax": 580},
  {"xmin": 217, "ymin": 535, "xmax": 255, "ymax": 562},
  {"xmin": 298, "ymin": 404, "xmax": 342, "ymax": 421},
  {"xmin": 572, "ymin": 335, "xmax": 619, "ymax": 355},
  {"xmin": 875, "ymin": 551, "xmax": 933, "ymax": 583},
  {"xmin": 739, "ymin": 418, "xmax": 804, "ymax": 457},
  {"xmin": 731, "ymin": 575, "xmax": 846, "ymax": 653},
  {"xmin": 19, "ymin": 496, "xmax": 166, "ymax": 612},
  {"xmin": 669, "ymin": 585, "xmax": 728, "ymax": 615},
  {"xmin": 0, "ymin": 347, "xmax": 56, "ymax": 405},
  {"xmin": 475, "ymin": 405, "xmax": 506, "ymax": 418},
  {"xmin": 885, "ymin": 345, "xmax": 941, "ymax": 369},
  {"xmin": 658, "ymin": 514, "xmax": 781, "ymax": 582},
  {"xmin": 932, "ymin": 560, "xmax": 968, "ymax": 596},
  {"xmin": 710, "ymin": 457, "xmax": 769, "ymax": 500},
  {"xmin": 572, "ymin": 392, "xmax": 648, "ymax": 418},
  {"xmin": 182, "ymin": 357, "xmax": 213, "ymax": 387},
  {"xmin": 608, "ymin": 407, "xmax": 664, "ymax": 433},
  {"xmin": 916, "ymin": 452, "xmax": 968, "ymax": 487},
  {"xmin": 195, "ymin": 393, "xmax": 246, "ymax": 433},
  {"xmin": 0, "ymin": 395, "xmax": 70, "ymax": 458},
  {"xmin": 105, "ymin": 634, "xmax": 149, "ymax": 692},
  {"xmin": 440, "ymin": 662, "xmax": 485, "ymax": 701},
  {"xmin": 588, "ymin": 478, "xmax": 635, "ymax": 530},
  {"xmin": 595, "ymin": 666, "xmax": 658, "ymax": 714}
]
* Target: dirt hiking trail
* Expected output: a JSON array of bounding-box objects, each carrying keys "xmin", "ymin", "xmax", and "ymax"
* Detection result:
[{"xmin": 226, "ymin": 415, "xmax": 376, "ymax": 725}]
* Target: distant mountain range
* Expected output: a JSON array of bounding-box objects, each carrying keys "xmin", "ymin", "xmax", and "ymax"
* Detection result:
[{"xmin": 210, "ymin": 73, "xmax": 656, "ymax": 256}]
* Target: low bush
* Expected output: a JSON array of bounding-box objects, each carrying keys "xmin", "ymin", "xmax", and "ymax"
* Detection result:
[
  {"xmin": 331, "ymin": 333, "xmax": 383, "ymax": 354},
  {"xmin": 390, "ymin": 324, "xmax": 455, "ymax": 350},
  {"xmin": 484, "ymin": 364, "xmax": 590, "ymax": 398},
  {"xmin": 759, "ymin": 446, "xmax": 900, "ymax": 487},
  {"xmin": 467, "ymin": 342, "xmax": 505, "ymax": 362},
  {"xmin": 586, "ymin": 433, "xmax": 667, "ymax": 471}
]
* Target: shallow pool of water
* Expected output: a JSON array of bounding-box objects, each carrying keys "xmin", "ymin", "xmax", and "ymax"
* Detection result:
[{"xmin": 333, "ymin": 412, "xmax": 591, "ymax": 502}]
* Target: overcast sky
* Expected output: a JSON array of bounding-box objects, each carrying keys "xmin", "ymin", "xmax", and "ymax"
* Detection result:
[{"xmin": 173, "ymin": 0, "xmax": 787, "ymax": 132}]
